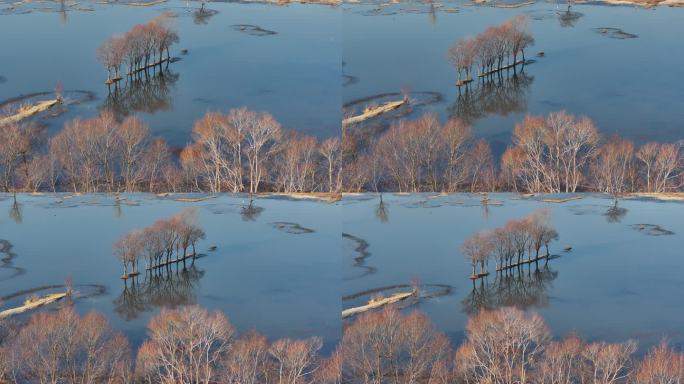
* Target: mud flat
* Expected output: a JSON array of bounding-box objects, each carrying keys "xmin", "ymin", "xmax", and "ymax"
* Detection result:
[
  {"xmin": 0, "ymin": 293, "xmax": 68, "ymax": 319},
  {"xmin": 542, "ymin": 196, "xmax": 583, "ymax": 203},
  {"xmin": 0, "ymin": 99, "xmax": 60, "ymax": 126},
  {"xmin": 343, "ymin": 99, "xmax": 406, "ymax": 126},
  {"xmin": 173, "ymin": 195, "xmax": 218, "ymax": 203},
  {"xmin": 591, "ymin": 0, "xmax": 684, "ymax": 6},
  {"xmin": 594, "ymin": 27, "xmax": 638, "ymax": 39},
  {"xmin": 127, "ymin": 0, "xmax": 167, "ymax": 6},
  {"xmin": 342, "ymin": 291, "xmax": 414, "ymax": 318},
  {"xmin": 628, "ymin": 192, "xmax": 684, "ymax": 201},
  {"xmin": 262, "ymin": 192, "xmax": 342, "ymax": 202},
  {"xmin": 271, "ymin": 222, "xmax": 315, "ymax": 234},
  {"xmin": 231, "ymin": 24, "xmax": 277, "ymax": 36},
  {"xmin": 630, "ymin": 224, "xmax": 675, "ymax": 236}
]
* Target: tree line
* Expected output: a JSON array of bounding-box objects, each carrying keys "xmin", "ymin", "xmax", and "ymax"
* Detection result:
[
  {"xmin": 449, "ymin": 15, "xmax": 534, "ymax": 82},
  {"xmin": 343, "ymin": 111, "xmax": 683, "ymax": 193},
  {"xmin": 462, "ymin": 209, "xmax": 558, "ymax": 278},
  {"xmin": 0, "ymin": 108, "xmax": 342, "ymax": 194},
  {"xmin": 1, "ymin": 304, "xmax": 681, "ymax": 383},
  {"xmin": 1, "ymin": 109, "xmax": 682, "ymax": 194},
  {"xmin": 114, "ymin": 209, "xmax": 205, "ymax": 278},
  {"xmin": 97, "ymin": 14, "xmax": 179, "ymax": 83}
]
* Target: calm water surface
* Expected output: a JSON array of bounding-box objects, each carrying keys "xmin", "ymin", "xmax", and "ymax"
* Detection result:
[
  {"xmin": 342, "ymin": 194, "xmax": 684, "ymax": 353},
  {"xmin": 343, "ymin": 2, "xmax": 684, "ymax": 154},
  {"xmin": 0, "ymin": 1, "xmax": 341, "ymax": 146},
  {"xmin": 1, "ymin": 193, "xmax": 683, "ymax": 353},
  {"xmin": 0, "ymin": 194, "xmax": 341, "ymax": 350}
]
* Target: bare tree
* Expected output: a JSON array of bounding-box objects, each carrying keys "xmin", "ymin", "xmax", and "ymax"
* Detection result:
[
  {"xmin": 2, "ymin": 306, "xmax": 130, "ymax": 383},
  {"xmin": 455, "ymin": 307, "xmax": 550, "ymax": 384},
  {"xmin": 581, "ymin": 340, "xmax": 637, "ymax": 384},
  {"xmin": 136, "ymin": 305, "xmax": 235, "ymax": 383},
  {"xmin": 634, "ymin": 340, "xmax": 684, "ymax": 384},
  {"xmin": 319, "ymin": 137, "xmax": 341, "ymax": 193},
  {"xmin": 339, "ymin": 306, "xmax": 451, "ymax": 383},
  {"xmin": 269, "ymin": 337, "xmax": 323, "ymax": 384}
]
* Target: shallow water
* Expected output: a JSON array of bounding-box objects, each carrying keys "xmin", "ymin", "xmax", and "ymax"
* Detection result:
[
  {"xmin": 343, "ymin": 2, "xmax": 684, "ymax": 154},
  {"xmin": 0, "ymin": 1, "xmax": 341, "ymax": 146},
  {"xmin": 0, "ymin": 194, "xmax": 341, "ymax": 350},
  {"xmin": 342, "ymin": 193, "xmax": 684, "ymax": 353},
  {"xmin": 1, "ymin": 193, "xmax": 683, "ymax": 353}
]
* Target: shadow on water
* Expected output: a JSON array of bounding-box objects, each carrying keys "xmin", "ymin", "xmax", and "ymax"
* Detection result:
[
  {"xmin": 0, "ymin": 239, "xmax": 25, "ymax": 282},
  {"xmin": 449, "ymin": 71, "xmax": 533, "ymax": 126},
  {"xmin": 101, "ymin": 68, "xmax": 179, "ymax": 118},
  {"xmin": 114, "ymin": 265, "xmax": 204, "ymax": 321},
  {"xmin": 463, "ymin": 264, "xmax": 558, "ymax": 315},
  {"xmin": 343, "ymin": 233, "xmax": 376, "ymax": 280}
]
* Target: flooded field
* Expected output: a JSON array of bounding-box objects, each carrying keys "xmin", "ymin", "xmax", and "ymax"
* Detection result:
[
  {"xmin": 0, "ymin": 194, "xmax": 341, "ymax": 350},
  {"xmin": 0, "ymin": 1, "xmax": 341, "ymax": 146},
  {"xmin": 342, "ymin": 193, "xmax": 684, "ymax": 353},
  {"xmin": 343, "ymin": 2, "xmax": 684, "ymax": 154},
  {"xmin": 2, "ymin": 193, "xmax": 682, "ymax": 355}
]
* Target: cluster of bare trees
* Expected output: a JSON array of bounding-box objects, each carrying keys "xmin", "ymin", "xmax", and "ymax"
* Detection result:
[
  {"xmin": 502, "ymin": 112, "xmax": 684, "ymax": 193},
  {"xmin": 0, "ymin": 108, "xmax": 342, "ymax": 194},
  {"xmin": 3, "ymin": 304, "xmax": 684, "ymax": 383},
  {"xmin": 0, "ymin": 305, "xmax": 327, "ymax": 384},
  {"xmin": 501, "ymin": 111, "xmax": 601, "ymax": 193},
  {"xmin": 343, "ymin": 113, "xmax": 496, "ymax": 192},
  {"xmin": 180, "ymin": 108, "xmax": 342, "ymax": 194},
  {"xmin": 0, "ymin": 306, "xmax": 131, "ymax": 383},
  {"xmin": 333, "ymin": 305, "xmax": 682, "ymax": 384},
  {"xmin": 342, "ymin": 110, "xmax": 683, "ymax": 193},
  {"xmin": 0, "ymin": 121, "xmax": 45, "ymax": 192},
  {"xmin": 47, "ymin": 111, "xmax": 172, "ymax": 193},
  {"xmin": 1, "ymin": 108, "xmax": 682, "ymax": 194},
  {"xmin": 97, "ymin": 14, "xmax": 179, "ymax": 83},
  {"xmin": 462, "ymin": 209, "xmax": 558, "ymax": 278},
  {"xmin": 114, "ymin": 209, "xmax": 205, "ymax": 278},
  {"xmin": 449, "ymin": 15, "xmax": 534, "ymax": 82}
]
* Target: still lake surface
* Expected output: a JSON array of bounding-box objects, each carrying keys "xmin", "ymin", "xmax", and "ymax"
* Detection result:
[
  {"xmin": 342, "ymin": 193, "xmax": 684, "ymax": 353},
  {"xmin": 0, "ymin": 1, "xmax": 341, "ymax": 147},
  {"xmin": 343, "ymin": 1, "xmax": 684, "ymax": 154},
  {"xmin": 0, "ymin": 194, "xmax": 341, "ymax": 350},
  {"xmin": 3, "ymin": 1, "xmax": 684, "ymax": 150},
  {"xmin": 1, "ymin": 193, "xmax": 682, "ymax": 354}
]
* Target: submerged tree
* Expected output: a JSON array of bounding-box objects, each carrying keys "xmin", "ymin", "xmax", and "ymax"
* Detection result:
[
  {"xmin": 449, "ymin": 15, "xmax": 534, "ymax": 80},
  {"xmin": 98, "ymin": 14, "xmax": 178, "ymax": 82}
]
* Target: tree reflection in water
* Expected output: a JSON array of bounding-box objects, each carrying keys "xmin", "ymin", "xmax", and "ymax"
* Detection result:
[
  {"xmin": 192, "ymin": 4, "xmax": 218, "ymax": 25},
  {"xmin": 9, "ymin": 195, "xmax": 22, "ymax": 224},
  {"xmin": 114, "ymin": 265, "xmax": 204, "ymax": 321},
  {"xmin": 462, "ymin": 264, "xmax": 558, "ymax": 315},
  {"xmin": 374, "ymin": 195, "xmax": 389, "ymax": 223},
  {"xmin": 101, "ymin": 68, "xmax": 179, "ymax": 118},
  {"xmin": 558, "ymin": 7, "xmax": 584, "ymax": 28},
  {"xmin": 449, "ymin": 72, "xmax": 533, "ymax": 126},
  {"xmin": 240, "ymin": 199, "xmax": 264, "ymax": 222},
  {"xmin": 604, "ymin": 200, "xmax": 628, "ymax": 223}
]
